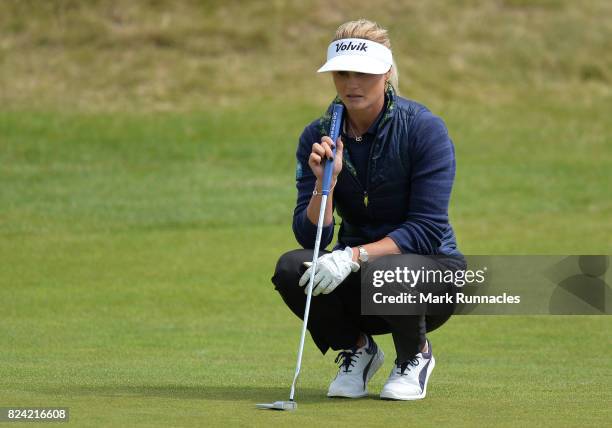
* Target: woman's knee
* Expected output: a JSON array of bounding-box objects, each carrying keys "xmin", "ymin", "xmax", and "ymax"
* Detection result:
[
  {"xmin": 271, "ymin": 249, "xmax": 312, "ymax": 292},
  {"xmin": 367, "ymin": 253, "xmax": 440, "ymax": 273},
  {"xmin": 367, "ymin": 253, "xmax": 457, "ymax": 319},
  {"xmin": 425, "ymin": 313, "xmax": 453, "ymax": 333}
]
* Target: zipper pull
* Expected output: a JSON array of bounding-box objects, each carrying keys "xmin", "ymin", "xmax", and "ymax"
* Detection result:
[{"xmin": 363, "ymin": 191, "xmax": 369, "ymax": 207}]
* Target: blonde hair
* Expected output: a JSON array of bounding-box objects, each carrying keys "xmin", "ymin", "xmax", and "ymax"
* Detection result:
[{"xmin": 332, "ymin": 19, "xmax": 399, "ymax": 92}]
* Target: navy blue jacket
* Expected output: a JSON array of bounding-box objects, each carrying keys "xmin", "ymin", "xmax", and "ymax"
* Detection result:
[{"xmin": 292, "ymin": 88, "xmax": 461, "ymax": 257}]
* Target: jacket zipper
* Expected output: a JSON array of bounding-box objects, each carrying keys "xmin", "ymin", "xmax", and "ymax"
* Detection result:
[
  {"xmin": 350, "ymin": 139, "xmax": 377, "ymax": 208},
  {"xmin": 344, "ymin": 137, "xmax": 378, "ymax": 208},
  {"xmin": 345, "ymin": 170, "xmax": 369, "ymax": 208},
  {"xmin": 363, "ymin": 138, "xmax": 377, "ymax": 208}
]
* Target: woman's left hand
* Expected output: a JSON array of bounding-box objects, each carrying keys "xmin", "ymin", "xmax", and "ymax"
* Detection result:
[{"xmin": 298, "ymin": 247, "xmax": 360, "ymax": 296}]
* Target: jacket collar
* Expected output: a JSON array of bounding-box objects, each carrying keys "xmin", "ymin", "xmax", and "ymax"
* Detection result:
[
  {"xmin": 317, "ymin": 87, "xmax": 397, "ymax": 182},
  {"xmin": 318, "ymin": 86, "xmax": 397, "ymax": 139}
]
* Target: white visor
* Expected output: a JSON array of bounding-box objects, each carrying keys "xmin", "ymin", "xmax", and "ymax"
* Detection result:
[{"xmin": 317, "ymin": 38, "xmax": 393, "ymax": 74}]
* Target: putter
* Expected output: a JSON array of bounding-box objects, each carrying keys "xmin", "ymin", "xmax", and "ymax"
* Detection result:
[{"xmin": 257, "ymin": 103, "xmax": 344, "ymax": 411}]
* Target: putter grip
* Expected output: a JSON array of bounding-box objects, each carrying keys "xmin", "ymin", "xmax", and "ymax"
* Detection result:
[{"xmin": 321, "ymin": 103, "xmax": 344, "ymax": 195}]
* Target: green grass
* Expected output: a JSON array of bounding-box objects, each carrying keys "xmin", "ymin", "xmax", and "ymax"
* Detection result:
[
  {"xmin": 1, "ymin": 105, "xmax": 611, "ymax": 427},
  {"xmin": 2, "ymin": 100, "xmax": 610, "ymax": 251},
  {"xmin": 1, "ymin": 0, "xmax": 611, "ymax": 111},
  {"xmin": 1, "ymin": 0, "xmax": 611, "ymax": 426}
]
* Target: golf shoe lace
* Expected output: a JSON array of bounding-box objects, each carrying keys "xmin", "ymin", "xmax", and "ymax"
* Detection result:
[
  {"xmin": 335, "ymin": 350, "xmax": 362, "ymax": 373},
  {"xmin": 396, "ymin": 356, "xmax": 420, "ymax": 375}
]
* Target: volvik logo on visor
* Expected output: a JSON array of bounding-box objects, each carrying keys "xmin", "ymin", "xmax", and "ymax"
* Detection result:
[
  {"xmin": 334, "ymin": 41, "xmax": 368, "ymax": 53},
  {"xmin": 318, "ymin": 38, "xmax": 393, "ymax": 74}
]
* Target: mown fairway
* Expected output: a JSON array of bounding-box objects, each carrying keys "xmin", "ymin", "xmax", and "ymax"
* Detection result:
[{"xmin": 1, "ymin": 1, "xmax": 611, "ymax": 426}]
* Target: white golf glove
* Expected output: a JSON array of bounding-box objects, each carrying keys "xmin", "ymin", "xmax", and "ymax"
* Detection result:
[{"xmin": 298, "ymin": 247, "xmax": 360, "ymax": 296}]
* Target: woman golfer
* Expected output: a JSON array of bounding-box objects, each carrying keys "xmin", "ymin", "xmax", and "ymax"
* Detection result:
[{"xmin": 272, "ymin": 19, "xmax": 464, "ymax": 401}]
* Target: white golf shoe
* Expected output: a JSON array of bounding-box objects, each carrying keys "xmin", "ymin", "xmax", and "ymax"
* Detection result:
[
  {"xmin": 327, "ymin": 335, "xmax": 384, "ymax": 398},
  {"xmin": 380, "ymin": 339, "xmax": 435, "ymax": 400}
]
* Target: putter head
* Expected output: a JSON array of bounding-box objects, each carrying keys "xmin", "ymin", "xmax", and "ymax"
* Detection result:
[{"xmin": 256, "ymin": 401, "xmax": 297, "ymax": 411}]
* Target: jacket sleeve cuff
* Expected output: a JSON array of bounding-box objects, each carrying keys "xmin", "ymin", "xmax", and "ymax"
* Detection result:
[
  {"xmin": 294, "ymin": 209, "xmax": 335, "ymax": 249},
  {"xmin": 387, "ymin": 228, "xmax": 415, "ymax": 254}
]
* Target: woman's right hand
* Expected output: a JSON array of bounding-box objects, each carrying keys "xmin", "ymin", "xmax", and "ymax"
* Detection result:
[{"xmin": 308, "ymin": 135, "xmax": 344, "ymax": 184}]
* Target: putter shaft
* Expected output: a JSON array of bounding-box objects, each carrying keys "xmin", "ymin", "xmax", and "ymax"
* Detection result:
[{"xmin": 289, "ymin": 194, "xmax": 328, "ymax": 401}]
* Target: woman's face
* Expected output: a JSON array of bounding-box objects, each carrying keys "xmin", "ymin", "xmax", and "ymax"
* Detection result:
[{"xmin": 332, "ymin": 70, "xmax": 389, "ymax": 112}]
